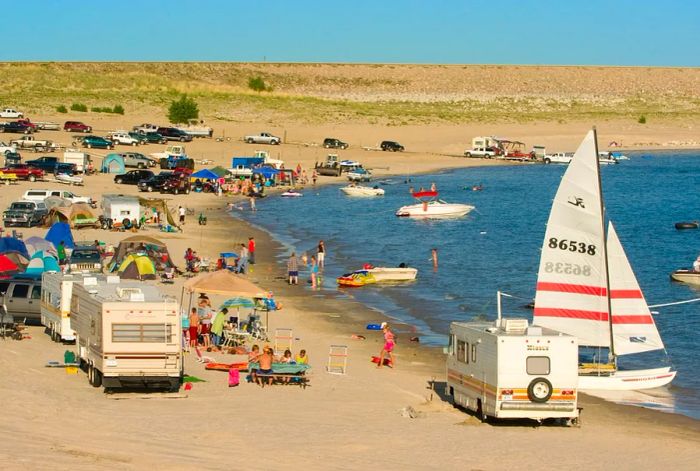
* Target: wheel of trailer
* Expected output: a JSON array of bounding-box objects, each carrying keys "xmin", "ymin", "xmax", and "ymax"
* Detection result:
[
  {"xmin": 122, "ymin": 218, "xmax": 131, "ymax": 229},
  {"xmin": 476, "ymin": 399, "xmax": 487, "ymax": 422},
  {"xmin": 527, "ymin": 377, "xmax": 553, "ymax": 403},
  {"xmin": 173, "ymin": 188, "xmax": 179, "ymax": 195},
  {"xmin": 147, "ymin": 186, "xmax": 153, "ymax": 192}
]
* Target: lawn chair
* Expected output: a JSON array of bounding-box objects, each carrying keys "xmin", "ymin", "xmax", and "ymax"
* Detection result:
[
  {"xmin": 160, "ymin": 266, "xmax": 176, "ymax": 284},
  {"xmin": 199, "ymin": 257, "xmax": 211, "ymax": 272},
  {"xmin": 194, "ymin": 347, "xmax": 215, "ymax": 364}
]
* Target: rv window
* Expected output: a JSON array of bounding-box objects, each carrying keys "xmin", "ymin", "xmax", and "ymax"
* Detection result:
[
  {"xmin": 457, "ymin": 340, "xmax": 468, "ymax": 364},
  {"xmin": 11, "ymin": 284, "xmax": 29, "ymax": 298},
  {"xmin": 112, "ymin": 323, "xmax": 173, "ymax": 343},
  {"xmin": 527, "ymin": 356, "xmax": 551, "ymax": 375},
  {"xmin": 471, "ymin": 344, "xmax": 477, "ymax": 363}
]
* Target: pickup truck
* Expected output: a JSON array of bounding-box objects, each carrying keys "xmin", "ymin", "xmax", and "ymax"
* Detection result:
[
  {"xmin": 0, "ymin": 141, "xmax": 17, "ymax": 155},
  {"xmin": 22, "ymin": 189, "xmax": 93, "ymax": 206},
  {"xmin": 9, "ymin": 136, "xmax": 54, "ymax": 152},
  {"xmin": 244, "ymin": 132, "xmax": 281, "ymax": 145},
  {"xmin": 464, "ymin": 146, "xmax": 499, "ymax": 158},
  {"xmin": 18, "ymin": 119, "xmax": 60, "ymax": 131},
  {"xmin": 0, "ymin": 108, "xmax": 23, "ymax": 118},
  {"xmin": 25, "ymin": 156, "xmax": 76, "ymax": 174},
  {"xmin": 133, "ymin": 123, "xmax": 159, "ymax": 134},
  {"xmin": 2, "ymin": 122, "xmax": 34, "ymax": 134},
  {"xmin": 2, "ymin": 200, "xmax": 48, "ymax": 227},
  {"xmin": 0, "ymin": 164, "xmax": 44, "ymax": 182}
]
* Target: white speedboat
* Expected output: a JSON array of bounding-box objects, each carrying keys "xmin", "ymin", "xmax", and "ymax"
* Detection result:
[
  {"xmin": 396, "ymin": 191, "xmax": 474, "ymax": 218},
  {"xmin": 340, "ymin": 185, "xmax": 385, "ymax": 197},
  {"xmin": 281, "ymin": 190, "xmax": 303, "ymax": 197},
  {"xmin": 367, "ymin": 266, "xmax": 417, "ymax": 281},
  {"xmin": 670, "ymin": 269, "xmax": 700, "ymax": 286}
]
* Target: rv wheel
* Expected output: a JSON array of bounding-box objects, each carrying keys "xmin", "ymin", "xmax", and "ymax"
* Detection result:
[
  {"xmin": 476, "ymin": 399, "xmax": 487, "ymax": 422},
  {"xmin": 93, "ymin": 368, "xmax": 102, "ymax": 388},
  {"xmin": 527, "ymin": 377, "xmax": 553, "ymax": 403},
  {"xmin": 88, "ymin": 365, "xmax": 95, "ymax": 385}
]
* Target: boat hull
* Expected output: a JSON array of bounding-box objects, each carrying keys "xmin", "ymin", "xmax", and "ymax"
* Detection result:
[
  {"xmin": 340, "ymin": 186, "xmax": 385, "ymax": 197},
  {"xmin": 367, "ymin": 267, "xmax": 417, "ymax": 281},
  {"xmin": 579, "ymin": 367, "xmax": 676, "ymax": 391},
  {"xmin": 396, "ymin": 203, "xmax": 474, "ymax": 218},
  {"xmin": 670, "ymin": 270, "xmax": 700, "ymax": 286}
]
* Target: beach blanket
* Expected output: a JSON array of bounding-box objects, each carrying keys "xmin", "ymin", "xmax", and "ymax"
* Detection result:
[{"xmin": 248, "ymin": 363, "xmax": 310, "ymax": 374}]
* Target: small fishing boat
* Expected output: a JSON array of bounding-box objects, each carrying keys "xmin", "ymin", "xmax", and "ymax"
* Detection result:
[
  {"xmin": 396, "ymin": 191, "xmax": 474, "ymax": 218},
  {"xmin": 340, "ymin": 185, "xmax": 385, "ymax": 197},
  {"xmin": 670, "ymin": 269, "xmax": 700, "ymax": 286},
  {"xmin": 281, "ymin": 190, "xmax": 303, "ymax": 197},
  {"xmin": 55, "ymin": 173, "xmax": 84, "ymax": 185},
  {"xmin": 337, "ymin": 270, "xmax": 376, "ymax": 287},
  {"xmin": 675, "ymin": 221, "xmax": 699, "ymax": 230}
]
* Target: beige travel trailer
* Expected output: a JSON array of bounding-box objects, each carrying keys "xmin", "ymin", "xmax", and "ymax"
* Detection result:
[
  {"xmin": 446, "ymin": 318, "xmax": 580, "ymax": 424},
  {"xmin": 41, "ymin": 272, "xmax": 119, "ymax": 343},
  {"xmin": 70, "ymin": 278, "xmax": 182, "ymax": 391}
]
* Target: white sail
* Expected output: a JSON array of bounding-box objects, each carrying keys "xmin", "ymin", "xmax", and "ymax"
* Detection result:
[
  {"xmin": 533, "ymin": 130, "xmax": 611, "ymax": 348},
  {"xmin": 606, "ymin": 222, "xmax": 665, "ymax": 355}
]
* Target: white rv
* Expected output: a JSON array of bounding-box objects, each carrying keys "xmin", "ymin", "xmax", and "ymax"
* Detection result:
[
  {"xmin": 101, "ymin": 194, "xmax": 141, "ymax": 225},
  {"xmin": 446, "ymin": 318, "xmax": 579, "ymax": 423},
  {"xmin": 41, "ymin": 272, "xmax": 117, "ymax": 343},
  {"xmin": 70, "ymin": 278, "xmax": 182, "ymax": 391}
]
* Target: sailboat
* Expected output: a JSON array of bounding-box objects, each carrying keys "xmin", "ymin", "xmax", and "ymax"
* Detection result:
[{"xmin": 533, "ymin": 129, "xmax": 675, "ymax": 391}]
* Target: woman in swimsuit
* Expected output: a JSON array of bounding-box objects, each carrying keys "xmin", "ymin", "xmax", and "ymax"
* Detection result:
[{"xmin": 377, "ymin": 322, "xmax": 396, "ymax": 368}]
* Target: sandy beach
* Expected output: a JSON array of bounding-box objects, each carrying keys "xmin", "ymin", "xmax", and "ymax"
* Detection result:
[{"xmin": 0, "ymin": 108, "xmax": 699, "ymax": 470}]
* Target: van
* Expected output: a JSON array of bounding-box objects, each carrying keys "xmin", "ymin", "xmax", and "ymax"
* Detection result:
[
  {"xmin": 0, "ymin": 275, "xmax": 43, "ymax": 324},
  {"xmin": 22, "ymin": 189, "xmax": 93, "ymax": 205},
  {"xmin": 120, "ymin": 152, "xmax": 156, "ymax": 169}
]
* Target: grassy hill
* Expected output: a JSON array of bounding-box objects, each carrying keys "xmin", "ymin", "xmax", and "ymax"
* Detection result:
[{"xmin": 1, "ymin": 62, "xmax": 698, "ymax": 125}]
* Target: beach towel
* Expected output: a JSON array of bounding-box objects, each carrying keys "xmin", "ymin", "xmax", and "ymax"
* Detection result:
[{"xmin": 228, "ymin": 368, "xmax": 240, "ymax": 387}]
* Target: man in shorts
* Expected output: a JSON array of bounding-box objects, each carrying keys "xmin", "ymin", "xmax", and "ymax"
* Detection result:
[
  {"xmin": 255, "ymin": 346, "xmax": 275, "ymax": 386},
  {"xmin": 317, "ymin": 240, "xmax": 325, "ymax": 268},
  {"xmin": 178, "ymin": 205, "xmax": 186, "ymax": 225}
]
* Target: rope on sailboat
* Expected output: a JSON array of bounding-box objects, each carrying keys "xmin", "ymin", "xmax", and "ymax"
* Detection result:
[{"xmin": 648, "ymin": 297, "xmax": 700, "ymax": 309}]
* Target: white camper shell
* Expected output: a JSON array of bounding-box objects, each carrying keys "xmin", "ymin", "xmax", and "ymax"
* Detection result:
[
  {"xmin": 446, "ymin": 318, "xmax": 579, "ymax": 423},
  {"xmin": 70, "ymin": 278, "xmax": 182, "ymax": 391}
]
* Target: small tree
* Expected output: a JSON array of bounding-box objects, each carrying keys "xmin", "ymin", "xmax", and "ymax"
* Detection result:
[
  {"xmin": 638, "ymin": 114, "xmax": 647, "ymax": 124},
  {"xmin": 168, "ymin": 95, "xmax": 199, "ymax": 123},
  {"xmin": 113, "ymin": 104, "xmax": 125, "ymax": 115},
  {"xmin": 248, "ymin": 76, "xmax": 269, "ymax": 92},
  {"xmin": 56, "ymin": 105, "xmax": 67, "ymax": 113}
]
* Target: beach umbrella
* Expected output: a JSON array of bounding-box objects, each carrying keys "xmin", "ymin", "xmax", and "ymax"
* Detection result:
[{"xmin": 219, "ymin": 297, "xmax": 255, "ymax": 309}]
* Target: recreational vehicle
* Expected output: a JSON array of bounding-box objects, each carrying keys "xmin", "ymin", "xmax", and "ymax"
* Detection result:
[
  {"xmin": 70, "ymin": 278, "xmax": 182, "ymax": 391},
  {"xmin": 446, "ymin": 318, "xmax": 579, "ymax": 423}
]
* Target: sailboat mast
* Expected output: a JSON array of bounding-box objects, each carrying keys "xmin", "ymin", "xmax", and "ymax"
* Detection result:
[{"xmin": 592, "ymin": 127, "xmax": 616, "ymax": 361}]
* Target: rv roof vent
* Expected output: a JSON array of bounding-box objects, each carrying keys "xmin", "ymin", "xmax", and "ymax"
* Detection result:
[
  {"xmin": 500, "ymin": 318, "xmax": 528, "ymax": 332},
  {"xmin": 83, "ymin": 277, "xmax": 98, "ymax": 286},
  {"xmin": 117, "ymin": 288, "xmax": 142, "ymax": 300},
  {"xmin": 106, "ymin": 276, "xmax": 120, "ymax": 284}
]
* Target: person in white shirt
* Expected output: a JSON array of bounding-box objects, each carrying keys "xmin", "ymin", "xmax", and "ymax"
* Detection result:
[
  {"xmin": 693, "ymin": 256, "xmax": 700, "ymax": 273},
  {"xmin": 178, "ymin": 206, "xmax": 186, "ymax": 225}
]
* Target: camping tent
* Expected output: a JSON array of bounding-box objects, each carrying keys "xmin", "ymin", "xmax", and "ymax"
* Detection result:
[
  {"xmin": 24, "ymin": 236, "xmax": 57, "ymax": 257},
  {"xmin": 0, "ymin": 254, "xmax": 19, "ymax": 278},
  {"xmin": 24, "ymin": 252, "xmax": 60, "ymax": 275},
  {"xmin": 1, "ymin": 251, "xmax": 29, "ymax": 270},
  {"xmin": 118, "ymin": 254, "xmax": 156, "ymax": 280},
  {"xmin": 101, "ymin": 153, "xmax": 126, "ymax": 174},
  {"xmin": 210, "ymin": 166, "xmax": 230, "ymax": 178},
  {"xmin": 138, "ymin": 197, "xmax": 180, "ymax": 229},
  {"xmin": 0, "ymin": 237, "xmax": 29, "ymax": 259},
  {"xmin": 190, "ymin": 168, "xmax": 219, "ymax": 181},
  {"xmin": 110, "ymin": 235, "xmax": 176, "ymax": 272},
  {"xmin": 46, "ymin": 203, "xmax": 100, "ymax": 228},
  {"xmin": 45, "ymin": 222, "xmax": 75, "ymax": 250}
]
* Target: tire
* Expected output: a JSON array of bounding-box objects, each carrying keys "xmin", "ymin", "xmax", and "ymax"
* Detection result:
[
  {"xmin": 544, "ymin": 158, "xmax": 551, "ymax": 164},
  {"xmin": 88, "ymin": 365, "xmax": 95, "ymax": 386},
  {"xmin": 132, "ymin": 142, "xmax": 137, "ymax": 146},
  {"xmin": 476, "ymin": 399, "xmax": 487, "ymax": 422},
  {"xmin": 185, "ymin": 187, "xmax": 190, "ymax": 194},
  {"xmin": 137, "ymin": 163, "xmax": 144, "ymax": 169},
  {"xmin": 179, "ymin": 137, "xmax": 186, "ymax": 142},
  {"xmin": 87, "ymin": 143, "xmax": 92, "ymax": 149},
  {"xmin": 174, "ymin": 188, "xmax": 179, "ymax": 195},
  {"xmin": 115, "ymin": 177, "xmax": 123, "ymax": 184},
  {"xmin": 28, "ymin": 175, "xmax": 36, "ymax": 182},
  {"xmin": 273, "ymin": 140, "xmax": 280, "ymax": 145},
  {"xmin": 161, "ymin": 139, "xmax": 167, "ymax": 144},
  {"xmin": 147, "ymin": 186, "xmax": 153, "ymax": 192},
  {"xmin": 93, "ymin": 368, "xmax": 102, "ymax": 388},
  {"xmin": 527, "ymin": 377, "xmax": 553, "ymax": 403},
  {"xmin": 246, "ymin": 138, "xmax": 254, "ymax": 144}
]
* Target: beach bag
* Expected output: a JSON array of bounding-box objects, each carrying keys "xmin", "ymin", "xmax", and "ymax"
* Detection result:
[{"xmin": 228, "ymin": 368, "xmax": 240, "ymax": 387}]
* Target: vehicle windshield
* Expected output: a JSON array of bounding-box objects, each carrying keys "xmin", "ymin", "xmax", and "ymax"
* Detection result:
[
  {"xmin": 71, "ymin": 250, "xmax": 100, "ymax": 261},
  {"xmin": 11, "ymin": 202, "xmax": 33, "ymax": 210}
]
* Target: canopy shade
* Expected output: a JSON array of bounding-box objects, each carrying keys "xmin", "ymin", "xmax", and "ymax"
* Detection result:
[
  {"xmin": 253, "ymin": 167, "xmax": 280, "ymax": 179},
  {"xmin": 183, "ymin": 270, "xmax": 267, "ymax": 297},
  {"xmin": 190, "ymin": 169, "xmax": 219, "ymax": 180}
]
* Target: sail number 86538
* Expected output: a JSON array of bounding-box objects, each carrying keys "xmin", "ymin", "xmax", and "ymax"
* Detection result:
[
  {"xmin": 548, "ymin": 237, "xmax": 596, "ymax": 256},
  {"xmin": 544, "ymin": 262, "xmax": 591, "ymax": 276}
]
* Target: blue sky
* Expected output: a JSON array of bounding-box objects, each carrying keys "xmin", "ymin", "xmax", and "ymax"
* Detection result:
[{"xmin": 3, "ymin": 0, "xmax": 698, "ymax": 65}]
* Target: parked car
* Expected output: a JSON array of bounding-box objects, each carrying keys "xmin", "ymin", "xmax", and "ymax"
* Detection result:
[
  {"xmin": 137, "ymin": 172, "xmax": 172, "ymax": 192},
  {"xmin": 81, "ymin": 135, "xmax": 114, "ymax": 150},
  {"xmin": 22, "ymin": 189, "xmax": 93, "ymax": 206},
  {"xmin": 0, "ymin": 164, "xmax": 44, "ymax": 181},
  {"xmin": 114, "ymin": 169, "xmax": 154, "ymax": 185},
  {"xmin": 464, "ymin": 147, "xmax": 499, "ymax": 158},
  {"xmin": 2, "ymin": 200, "xmax": 48, "ymax": 227},
  {"xmin": 64, "ymin": 121, "xmax": 92, "ymax": 133},
  {"xmin": 380, "ymin": 140, "xmax": 404, "ymax": 152},
  {"xmin": 0, "ymin": 108, "xmax": 24, "ymax": 119},
  {"xmin": 68, "ymin": 245, "xmax": 103, "ymax": 273},
  {"xmin": 120, "ymin": 152, "xmax": 156, "ymax": 169},
  {"xmin": 156, "ymin": 127, "xmax": 193, "ymax": 142},
  {"xmin": 0, "ymin": 141, "xmax": 17, "ymax": 155},
  {"xmin": 323, "ymin": 138, "xmax": 349, "ymax": 150},
  {"xmin": 244, "ymin": 132, "xmax": 281, "ymax": 145},
  {"xmin": 2, "ymin": 121, "xmax": 34, "ymax": 134},
  {"xmin": 140, "ymin": 132, "xmax": 167, "ymax": 144},
  {"xmin": 0, "ymin": 274, "xmax": 42, "ymax": 324},
  {"xmin": 109, "ymin": 132, "xmax": 141, "ymax": 146},
  {"xmin": 160, "ymin": 173, "xmax": 191, "ymax": 195}
]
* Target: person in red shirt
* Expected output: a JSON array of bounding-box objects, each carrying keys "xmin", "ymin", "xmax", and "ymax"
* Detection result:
[{"xmin": 248, "ymin": 237, "xmax": 256, "ymax": 265}]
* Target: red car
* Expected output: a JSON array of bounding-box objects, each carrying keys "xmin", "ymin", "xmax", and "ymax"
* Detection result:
[
  {"xmin": 15, "ymin": 119, "xmax": 38, "ymax": 130},
  {"xmin": 64, "ymin": 121, "xmax": 92, "ymax": 133},
  {"xmin": 0, "ymin": 164, "xmax": 44, "ymax": 182}
]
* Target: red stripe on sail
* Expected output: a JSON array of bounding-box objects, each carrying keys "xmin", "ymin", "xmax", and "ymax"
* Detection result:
[
  {"xmin": 612, "ymin": 315, "xmax": 654, "ymax": 324},
  {"xmin": 536, "ymin": 282, "xmax": 607, "ymax": 296},
  {"xmin": 610, "ymin": 289, "xmax": 643, "ymax": 299},
  {"xmin": 534, "ymin": 307, "xmax": 609, "ymax": 321}
]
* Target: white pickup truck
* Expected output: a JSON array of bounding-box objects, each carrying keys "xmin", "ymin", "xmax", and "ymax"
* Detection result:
[
  {"xmin": 244, "ymin": 132, "xmax": 281, "ymax": 145},
  {"xmin": 9, "ymin": 135, "xmax": 55, "ymax": 152},
  {"xmin": 22, "ymin": 189, "xmax": 94, "ymax": 206},
  {"xmin": 0, "ymin": 141, "xmax": 17, "ymax": 155},
  {"xmin": 0, "ymin": 108, "xmax": 23, "ymax": 118},
  {"xmin": 543, "ymin": 152, "xmax": 573, "ymax": 164}
]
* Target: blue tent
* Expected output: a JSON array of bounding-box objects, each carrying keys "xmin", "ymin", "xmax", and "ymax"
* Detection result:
[
  {"xmin": 25, "ymin": 252, "xmax": 60, "ymax": 275},
  {"xmin": 101, "ymin": 153, "xmax": 126, "ymax": 174},
  {"xmin": 253, "ymin": 167, "xmax": 280, "ymax": 179},
  {"xmin": 190, "ymin": 168, "xmax": 219, "ymax": 180},
  {"xmin": 45, "ymin": 222, "xmax": 75, "ymax": 250},
  {"xmin": 0, "ymin": 237, "xmax": 29, "ymax": 258}
]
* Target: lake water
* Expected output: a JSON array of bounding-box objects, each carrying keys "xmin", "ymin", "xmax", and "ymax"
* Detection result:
[{"xmin": 232, "ymin": 151, "xmax": 700, "ymax": 419}]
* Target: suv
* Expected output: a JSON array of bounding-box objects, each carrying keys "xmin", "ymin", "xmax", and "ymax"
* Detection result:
[
  {"xmin": 0, "ymin": 275, "xmax": 42, "ymax": 324},
  {"xmin": 160, "ymin": 173, "xmax": 191, "ymax": 195},
  {"xmin": 140, "ymin": 132, "xmax": 167, "ymax": 144},
  {"xmin": 64, "ymin": 121, "xmax": 92, "ymax": 133},
  {"xmin": 81, "ymin": 135, "xmax": 114, "ymax": 149},
  {"xmin": 109, "ymin": 132, "xmax": 141, "ymax": 146},
  {"xmin": 138, "ymin": 172, "xmax": 172, "ymax": 192},
  {"xmin": 464, "ymin": 147, "xmax": 498, "ymax": 158},
  {"xmin": 380, "ymin": 140, "xmax": 404, "ymax": 152},
  {"xmin": 68, "ymin": 245, "xmax": 103, "ymax": 273},
  {"xmin": 22, "ymin": 189, "xmax": 93, "ymax": 206},
  {"xmin": 157, "ymin": 127, "xmax": 192, "ymax": 142},
  {"xmin": 323, "ymin": 138, "xmax": 349, "ymax": 150},
  {"xmin": 2, "ymin": 200, "xmax": 48, "ymax": 227},
  {"xmin": 120, "ymin": 152, "xmax": 156, "ymax": 169},
  {"xmin": 114, "ymin": 169, "xmax": 154, "ymax": 185}
]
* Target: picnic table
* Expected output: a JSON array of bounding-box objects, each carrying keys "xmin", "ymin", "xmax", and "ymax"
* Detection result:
[{"xmin": 248, "ymin": 362, "xmax": 310, "ymax": 388}]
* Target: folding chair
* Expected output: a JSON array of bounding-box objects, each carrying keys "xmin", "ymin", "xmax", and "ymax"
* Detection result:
[
  {"xmin": 274, "ymin": 328, "xmax": 293, "ymax": 355},
  {"xmin": 326, "ymin": 345, "xmax": 348, "ymax": 375}
]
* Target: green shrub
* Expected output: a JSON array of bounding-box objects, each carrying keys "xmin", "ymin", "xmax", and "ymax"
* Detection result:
[
  {"xmin": 168, "ymin": 95, "xmax": 199, "ymax": 123},
  {"xmin": 91, "ymin": 106, "xmax": 103, "ymax": 113},
  {"xmin": 113, "ymin": 104, "xmax": 124, "ymax": 115},
  {"xmin": 56, "ymin": 104, "xmax": 67, "ymax": 113},
  {"xmin": 248, "ymin": 76, "xmax": 270, "ymax": 92},
  {"xmin": 638, "ymin": 114, "xmax": 647, "ymax": 124},
  {"xmin": 70, "ymin": 103, "xmax": 88, "ymax": 112}
]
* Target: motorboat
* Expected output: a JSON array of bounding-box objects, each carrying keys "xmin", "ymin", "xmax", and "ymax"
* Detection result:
[
  {"xmin": 281, "ymin": 190, "xmax": 303, "ymax": 197},
  {"xmin": 670, "ymin": 269, "xmax": 700, "ymax": 286},
  {"xmin": 366, "ymin": 266, "xmax": 417, "ymax": 282},
  {"xmin": 55, "ymin": 173, "xmax": 84, "ymax": 185},
  {"xmin": 340, "ymin": 185, "xmax": 385, "ymax": 197},
  {"xmin": 396, "ymin": 191, "xmax": 474, "ymax": 218}
]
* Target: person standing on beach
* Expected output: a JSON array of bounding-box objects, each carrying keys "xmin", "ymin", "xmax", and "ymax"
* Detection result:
[
  {"xmin": 376, "ymin": 322, "xmax": 396, "ymax": 369},
  {"xmin": 287, "ymin": 252, "xmax": 299, "ymax": 285},
  {"xmin": 312, "ymin": 170, "xmax": 318, "ymax": 186},
  {"xmin": 250, "ymin": 196, "xmax": 256, "ymax": 212},
  {"xmin": 317, "ymin": 240, "xmax": 325, "ymax": 269},
  {"xmin": 248, "ymin": 237, "xmax": 256, "ymax": 265},
  {"xmin": 238, "ymin": 243, "xmax": 248, "ymax": 274},
  {"xmin": 188, "ymin": 308, "xmax": 200, "ymax": 348},
  {"xmin": 310, "ymin": 255, "xmax": 319, "ymax": 289},
  {"xmin": 178, "ymin": 205, "xmax": 186, "ymax": 225},
  {"xmin": 57, "ymin": 241, "xmax": 67, "ymax": 266}
]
